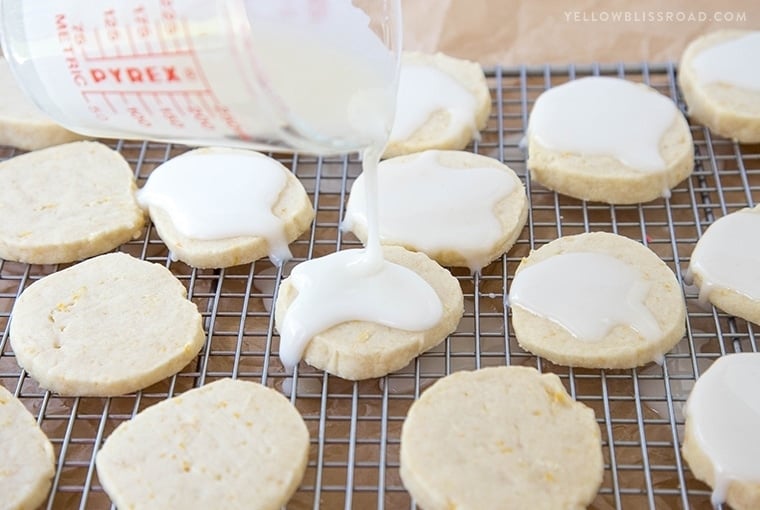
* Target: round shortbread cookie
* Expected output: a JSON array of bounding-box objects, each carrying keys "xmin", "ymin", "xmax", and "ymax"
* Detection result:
[
  {"xmin": 400, "ymin": 366, "xmax": 603, "ymax": 510},
  {"xmin": 688, "ymin": 205, "xmax": 760, "ymax": 325},
  {"xmin": 10, "ymin": 252, "xmax": 205, "ymax": 396},
  {"xmin": 509, "ymin": 232, "xmax": 686, "ymax": 368},
  {"xmin": 344, "ymin": 150, "xmax": 528, "ymax": 272},
  {"xmin": 383, "ymin": 52, "xmax": 491, "ymax": 159},
  {"xmin": 96, "ymin": 378, "xmax": 309, "ymax": 510},
  {"xmin": 527, "ymin": 76, "xmax": 694, "ymax": 204},
  {"xmin": 138, "ymin": 148, "xmax": 314, "ymax": 269},
  {"xmin": 0, "ymin": 141, "xmax": 145, "ymax": 264},
  {"xmin": 0, "ymin": 58, "xmax": 85, "ymax": 151},
  {"xmin": 678, "ymin": 30, "xmax": 760, "ymax": 144},
  {"xmin": 681, "ymin": 353, "xmax": 760, "ymax": 510},
  {"xmin": 274, "ymin": 246, "xmax": 464, "ymax": 380},
  {"xmin": 0, "ymin": 385, "xmax": 55, "ymax": 510}
]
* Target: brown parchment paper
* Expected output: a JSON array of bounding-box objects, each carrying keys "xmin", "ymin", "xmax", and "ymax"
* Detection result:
[{"xmin": 402, "ymin": 0, "xmax": 758, "ymax": 65}]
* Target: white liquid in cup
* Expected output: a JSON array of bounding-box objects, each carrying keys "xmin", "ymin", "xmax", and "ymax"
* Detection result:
[{"xmin": 0, "ymin": 0, "xmax": 400, "ymax": 154}]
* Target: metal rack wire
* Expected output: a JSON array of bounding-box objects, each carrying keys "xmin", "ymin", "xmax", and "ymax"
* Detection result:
[{"xmin": 1, "ymin": 62, "xmax": 758, "ymax": 509}]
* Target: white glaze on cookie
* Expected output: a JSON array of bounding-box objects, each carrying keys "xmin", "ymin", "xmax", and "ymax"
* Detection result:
[
  {"xmin": 509, "ymin": 252, "xmax": 661, "ymax": 341},
  {"xmin": 691, "ymin": 32, "xmax": 760, "ymax": 92},
  {"xmin": 528, "ymin": 76, "xmax": 678, "ymax": 171},
  {"xmin": 137, "ymin": 150, "xmax": 292, "ymax": 264},
  {"xmin": 277, "ymin": 249, "xmax": 443, "ymax": 372},
  {"xmin": 343, "ymin": 150, "xmax": 516, "ymax": 272},
  {"xmin": 390, "ymin": 64, "xmax": 478, "ymax": 143},
  {"xmin": 688, "ymin": 208, "xmax": 760, "ymax": 305},
  {"xmin": 684, "ymin": 353, "xmax": 760, "ymax": 506}
]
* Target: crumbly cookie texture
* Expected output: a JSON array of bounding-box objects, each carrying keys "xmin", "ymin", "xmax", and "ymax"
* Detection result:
[
  {"xmin": 274, "ymin": 246, "xmax": 464, "ymax": 380},
  {"xmin": 96, "ymin": 378, "xmax": 309, "ymax": 510},
  {"xmin": 0, "ymin": 58, "xmax": 86, "ymax": 150},
  {"xmin": 400, "ymin": 366, "xmax": 603, "ymax": 510},
  {"xmin": 0, "ymin": 141, "xmax": 145, "ymax": 264},
  {"xmin": 510, "ymin": 232, "xmax": 686, "ymax": 368},
  {"xmin": 678, "ymin": 30, "xmax": 760, "ymax": 143},
  {"xmin": 383, "ymin": 52, "xmax": 491, "ymax": 158},
  {"xmin": 345, "ymin": 150, "xmax": 528, "ymax": 271},
  {"xmin": 143, "ymin": 148, "xmax": 314, "ymax": 269},
  {"xmin": 0, "ymin": 385, "xmax": 56, "ymax": 510},
  {"xmin": 10, "ymin": 252, "xmax": 204, "ymax": 397}
]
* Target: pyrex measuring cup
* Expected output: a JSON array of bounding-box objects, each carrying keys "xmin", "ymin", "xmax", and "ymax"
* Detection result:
[{"xmin": 0, "ymin": 0, "xmax": 401, "ymax": 154}]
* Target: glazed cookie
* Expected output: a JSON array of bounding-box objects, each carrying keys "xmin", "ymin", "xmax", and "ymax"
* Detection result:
[
  {"xmin": 10, "ymin": 252, "xmax": 205, "ymax": 396},
  {"xmin": 383, "ymin": 52, "xmax": 491, "ymax": 158},
  {"xmin": 687, "ymin": 205, "xmax": 760, "ymax": 325},
  {"xmin": 508, "ymin": 232, "xmax": 686, "ymax": 368},
  {"xmin": 0, "ymin": 141, "xmax": 145, "ymax": 264},
  {"xmin": 678, "ymin": 30, "xmax": 760, "ymax": 143},
  {"xmin": 96, "ymin": 378, "xmax": 309, "ymax": 510},
  {"xmin": 682, "ymin": 353, "xmax": 760, "ymax": 510},
  {"xmin": 274, "ymin": 246, "xmax": 464, "ymax": 380},
  {"xmin": 0, "ymin": 58, "xmax": 85, "ymax": 151},
  {"xmin": 527, "ymin": 76, "xmax": 694, "ymax": 204},
  {"xmin": 400, "ymin": 366, "xmax": 603, "ymax": 510},
  {"xmin": 138, "ymin": 148, "xmax": 314, "ymax": 269},
  {"xmin": 343, "ymin": 150, "xmax": 528, "ymax": 272},
  {"xmin": 0, "ymin": 385, "xmax": 55, "ymax": 510}
]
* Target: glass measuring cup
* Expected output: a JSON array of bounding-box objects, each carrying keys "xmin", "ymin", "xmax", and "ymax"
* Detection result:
[{"xmin": 0, "ymin": 0, "xmax": 401, "ymax": 154}]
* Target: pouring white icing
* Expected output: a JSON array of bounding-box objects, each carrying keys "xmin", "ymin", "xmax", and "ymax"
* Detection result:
[
  {"xmin": 528, "ymin": 76, "xmax": 678, "ymax": 171},
  {"xmin": 691, "ymin": 32, "xmax": 760, "ymax": 92},
  {"xmin": 389, "ymin": 64, "xmax": 478, "ymax": 143},
  {"xmin": 684, "ymin": 352, "xmax": 760, "ymax": 506},
  {"xmin": 277, "ymin": 248, "xmax": 443, "ymax": 372},
  {"xmin": 277, "ymin": 146, "xmax": 445, "ymax": 372},
  {"xmin": 342, "ymin": 150, "xmax": 516, "ymax": 272},
  {"xmin": 508, "ymin": 252, "xmax": 661, "ymax": 341},
  {"xmin": 137, "ymin": 149, "xmax": 293, "ymax": 264},
  {"xmin": 688, "ymin": 207, "xmax": 760, "ymax": 305}
]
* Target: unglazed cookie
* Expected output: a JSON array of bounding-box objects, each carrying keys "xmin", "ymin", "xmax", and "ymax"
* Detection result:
[
  {"xmin": 137, "ymin": 148, "xmax": 314, "ymax": 269},
  {"xmin": 0, "ymin": 141, "xmax": 145, "ymax": 264},
  {"xmin": 682, "ymin": 353, "xmax": 760, "ymax": 510},
  {"xmin": 10, "ymin": 252, "xmax": 204, "ymax": 396},
  {"xmin": 383, "ymin": 52, "xmax": 491, "ymax": 158},
  {"xmin": 400, "ymin": 366, "xmax": 603, "ymax": 510},
  {"xmin": 0, "ymin": 385, "xmax": 55, "ymax": 510},
  {"xmin": 274, "ymin": 246, "xmax": 464, "ymax": 380},
  {"xmin": 509, "ymin": 232, "xmax": 686, "ymax": 368},
  {"xmin": 0, "ymin": 58, "xmax": 85, "ymax": 150},
  {"xmin": 343, "ymin": 150, "xmax": 528, "ymax": 272},
  {"xmin": 527, "ymin": 76, "xmax": 694, "ymax": 204},
  {"xmin": 678, "ymin": 30, "xmax": 760, "ymax": 143},
  {"xmin": 687, "ymin": 205, "xmax": 760, "ymax": 325},
  {"xmin": 96, "ymin": 378, "xmax": 309, "ymax": 510}
]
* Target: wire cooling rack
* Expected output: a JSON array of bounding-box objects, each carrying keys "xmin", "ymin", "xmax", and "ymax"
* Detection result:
[{"xmin": 1, "ymin": 62, "xmax": 758, "ymax": 510}]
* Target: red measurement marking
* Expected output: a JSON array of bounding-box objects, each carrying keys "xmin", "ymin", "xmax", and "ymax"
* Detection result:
[
  {"xmin": 125, "ymin": 21, "xmax": 138, "ymax": 55},
  {"xmin": 81, "ymin": 91, "xmax": 118, "ymax": 114},
  {"xmin": 168, "ymin": 93, "xmax": 186, "ymax": 115},
  {"xmin": 155, "ymin": 21, "xmax": 168, "ymax": 52},
  {"xmin": 93, "ymin": 28, "xmax": 107, "ymax": 58},
  {"xmin": 80, "ymin": 49, "xmax": 193, "ymax": 62},
  {"xmin": 81, "ymin": 88, "xmax": 209, "ymax": 95},
  {"xmin": 137, "ymin": 94, "xmax": 153, "ymax": 115}
]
